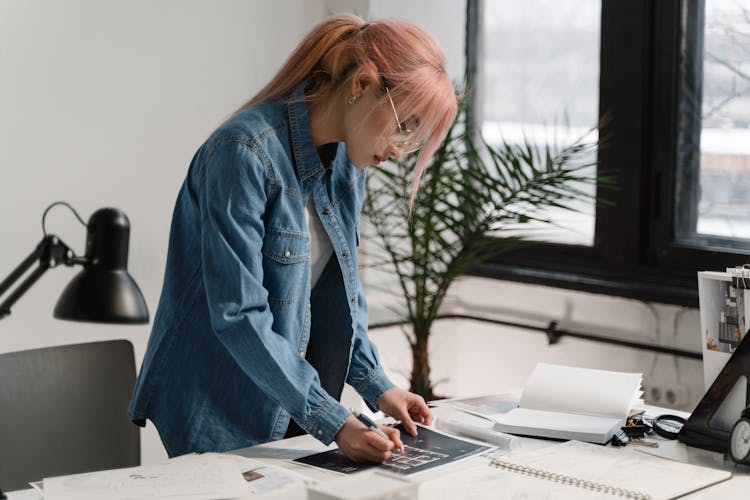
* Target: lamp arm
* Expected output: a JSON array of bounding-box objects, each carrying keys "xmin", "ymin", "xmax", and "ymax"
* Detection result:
[
  {"xmin": 0, "ymin": 235, "xmax": 75, "ymax": 320},
  {"xmin": 0, "ymin": 241, "xmax": 44, "ymax": 297}
]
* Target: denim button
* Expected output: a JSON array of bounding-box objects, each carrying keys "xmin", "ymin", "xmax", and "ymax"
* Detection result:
[
  {"xmin": 299, "ymin": 351, "xmax": 305, "ymax": 356},
  {"xmin": 284, "ymin": 250, "xmax": 291, "ymax": 258},
  {"xmin": 322, "ymin": 209, "xmax": 331, "ymax": 215},
  {"xmin": 317, "ymin": 429, "xmax": 323, "ymax": 435},
  {"xmin": 342, "ymin": 251, "xmax": 349, "ymax": 257}
]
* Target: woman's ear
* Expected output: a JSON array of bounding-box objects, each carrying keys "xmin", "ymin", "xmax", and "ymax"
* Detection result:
[{"xmin": 350, "ymin": 69, "xmax": 378, "ymax": 98}]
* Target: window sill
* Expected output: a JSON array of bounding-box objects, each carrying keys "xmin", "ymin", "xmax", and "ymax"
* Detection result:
[{"xmin": 469, "ymin": 261, "xmax": 699, "ymax": 307}]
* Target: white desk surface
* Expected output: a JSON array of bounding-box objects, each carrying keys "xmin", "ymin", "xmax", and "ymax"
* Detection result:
[
  {"xmin": 6, "ymin": 404, "xmax": 750, "ymax": 499},
  {"xmin": 233, "ymin": 405, "xmax": 750, "ymax": 499}
]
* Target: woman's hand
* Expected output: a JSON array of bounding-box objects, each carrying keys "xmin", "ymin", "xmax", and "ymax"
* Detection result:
[
  {"xmin": 377, "ymin": 387, "xmax": 432, "ymax": 436},
  {"xmin": 334, "ymin": 415, "xmax": 403, "ymax": 462}
]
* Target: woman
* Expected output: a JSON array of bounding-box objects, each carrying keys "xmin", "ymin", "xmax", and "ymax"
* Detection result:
[{"xmin": 129, "ymin": 14, "xmax": 457, "ymax": 463}]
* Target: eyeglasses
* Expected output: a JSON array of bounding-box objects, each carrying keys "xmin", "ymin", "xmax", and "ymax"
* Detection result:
[{"xmin": 383, "ymin": 85, "xmax": 423, "ymax": 156}]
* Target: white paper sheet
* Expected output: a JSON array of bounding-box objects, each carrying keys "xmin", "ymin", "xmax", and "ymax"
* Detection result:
[
  {"xmin": 42, "ymin": 453, "xmax": 307, "ymax": 500},
  {"xmin": 5, "ymin": 490, "xmax": 44, "ymax": 500},
  {"xmin": 429, "ymin": 392, "xmax": 521, "ymax": 420},
  {"xmin": 519, "ymin": 362, "xmax": 642, "ymax": 419}
]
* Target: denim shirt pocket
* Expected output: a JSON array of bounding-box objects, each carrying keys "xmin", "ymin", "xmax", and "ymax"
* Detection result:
[{"xmin": 261, "ymin": 228, "xmax": 310, "ymax": 306}]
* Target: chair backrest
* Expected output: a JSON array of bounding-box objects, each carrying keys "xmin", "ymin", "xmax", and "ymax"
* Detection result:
[{"xmin": 0, "ymin": 340, "xmax": 140, "ymax": 490}]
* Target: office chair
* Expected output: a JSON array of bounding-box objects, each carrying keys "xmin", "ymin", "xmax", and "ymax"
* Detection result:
[{"xmin": 0, "ymin": 340, "xmax": 140, "ymax": 491}]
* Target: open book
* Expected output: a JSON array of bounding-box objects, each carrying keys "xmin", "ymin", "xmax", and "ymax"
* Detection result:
[{"xmin": 491, "ymin": 363, "xmax": 643, "ymax": 444}]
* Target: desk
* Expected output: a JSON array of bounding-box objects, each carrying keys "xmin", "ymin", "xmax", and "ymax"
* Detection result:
[
  {"xmin": 227, "ymin": 404, "xmax": 749, "ymax": 499},
  {"xmin": 6, "ymin": 405, "xmax": 749, "ymax": 499}
]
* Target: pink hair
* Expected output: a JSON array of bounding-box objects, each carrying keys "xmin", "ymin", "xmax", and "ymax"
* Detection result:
[{"xmin": 236, "ymin": 14, "xmax": 457, "ymax": 209}]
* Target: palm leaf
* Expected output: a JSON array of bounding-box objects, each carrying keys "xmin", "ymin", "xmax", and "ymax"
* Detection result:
[{"xmin": 362, "ymin": 92, "xmax": 611, "ymax": 397}]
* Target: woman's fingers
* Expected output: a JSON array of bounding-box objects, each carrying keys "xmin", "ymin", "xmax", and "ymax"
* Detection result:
[{"xmin": 381, "ymin": 424, "xmax": 405, "ymax": 453}]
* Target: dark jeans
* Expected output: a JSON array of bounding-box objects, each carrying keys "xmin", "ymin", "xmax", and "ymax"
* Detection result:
[
  {"xmin": 284, "ymin": 256, "xmax": 349, "ymax": 440},
  {"xmin": 284, "ymin": 418, "xmax": 307, "ymax": 438}
]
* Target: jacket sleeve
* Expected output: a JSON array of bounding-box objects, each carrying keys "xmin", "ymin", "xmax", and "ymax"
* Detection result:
[{"xmin": 199, "ymin": 139, "xmax": 349, "ymax": 444}]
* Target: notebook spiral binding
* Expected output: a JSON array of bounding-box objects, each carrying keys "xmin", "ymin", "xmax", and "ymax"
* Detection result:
[{"xmin": 489, "ymin": 459, "xmax": 652, "ymax": 500}]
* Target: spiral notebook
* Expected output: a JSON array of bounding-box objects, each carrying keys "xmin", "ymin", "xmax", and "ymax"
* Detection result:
[{"xmin": 419, "ymin": 440, "xmax": 731, "ymax": 500}]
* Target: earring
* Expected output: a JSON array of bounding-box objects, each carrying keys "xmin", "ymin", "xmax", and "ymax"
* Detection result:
[{"xmin": 347, "ymin": 94, "xmax": 358, "ymax": 105}]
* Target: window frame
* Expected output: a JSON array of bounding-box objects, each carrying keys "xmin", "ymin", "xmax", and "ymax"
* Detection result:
[{"xmin": 466, "ymin": 0, "xmax": 749, "ymax": 307}]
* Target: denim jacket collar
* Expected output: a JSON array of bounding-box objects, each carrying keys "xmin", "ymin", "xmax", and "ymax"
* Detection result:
[{"xmin": 287, "ymin": 84, "xmax": 326, "ymax": 184}]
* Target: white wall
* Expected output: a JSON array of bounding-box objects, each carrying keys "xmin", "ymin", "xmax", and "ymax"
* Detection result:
[
  {"xmin": 366, "ymin": 277, "xmax": 703, "ymax": 411},
  {"xmin": 367, "ymin": 0, "xmax": 466, "ymax": 78},
  {"xmin": 0, "ymin": 0, "xmax": 328, "ymax": 464}
]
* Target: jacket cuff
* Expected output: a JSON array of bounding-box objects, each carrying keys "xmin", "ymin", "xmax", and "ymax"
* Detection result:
[
  {"xmin": 305, "ymin": 398, "xmax": 351, "ymax": 445},
  {"xmin": 353, "ymin": 367, "xmax": 397, "ymax": 412}
]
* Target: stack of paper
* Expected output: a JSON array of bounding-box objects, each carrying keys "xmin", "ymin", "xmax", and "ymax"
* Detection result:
[{"xmin": 491, "ymin": 363, "xmax": 643, "ymax": 444}]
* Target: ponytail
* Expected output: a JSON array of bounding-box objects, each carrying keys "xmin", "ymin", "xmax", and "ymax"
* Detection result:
[{"xmin": 236, "ymin": 15, "xmax": 367, "ymax": 112}]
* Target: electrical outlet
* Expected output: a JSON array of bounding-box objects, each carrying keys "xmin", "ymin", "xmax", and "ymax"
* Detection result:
[
  {"xmin": 648, "ymin": 386, "xmax": 662, "ymax": 404},
  {"xmin": 662, "ymin": 384, "xmax": 691, "ymax": 410}
]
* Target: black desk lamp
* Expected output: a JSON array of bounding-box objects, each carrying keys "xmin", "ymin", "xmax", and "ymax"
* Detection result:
[
  {"xmin": 0, "ymin": 202, "xmax": 148, "ymax": 498},
  {"xmin": 0, "ymin": 202, "xmax": 149, "ymax": 322}
]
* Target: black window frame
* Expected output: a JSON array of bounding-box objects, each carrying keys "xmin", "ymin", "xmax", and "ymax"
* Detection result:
[{"xmin": 466, "ymin": 0, "xmax": 750, "ymax": 307}]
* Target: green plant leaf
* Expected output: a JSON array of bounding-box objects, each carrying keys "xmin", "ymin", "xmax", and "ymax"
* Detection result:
[{"xmin": 361, "ymin": 89, "xmax": 610, "ymax": 398}]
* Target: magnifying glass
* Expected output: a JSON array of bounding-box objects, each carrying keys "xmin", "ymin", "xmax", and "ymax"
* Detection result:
[{"xmin": 651, "ymin": 414, "xmax": 687, "ymax": 440}]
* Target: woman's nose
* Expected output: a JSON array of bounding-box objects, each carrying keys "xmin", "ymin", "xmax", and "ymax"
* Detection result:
[{"xmin": 388, "ymin": 144, "xmax": 405, "ymax": 161}]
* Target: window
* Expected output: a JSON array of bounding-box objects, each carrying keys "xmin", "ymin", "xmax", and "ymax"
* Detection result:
[
  {"xmin": 479, "ymin": 0, "xmax": 601, "ymax": 245},
  {"xmin": 676, "ymin": 0, "xmax": 750, "ymax": 248},
  {"xmin": 467, "ymin": 0, "xmax": 750, "ymax": 306}
]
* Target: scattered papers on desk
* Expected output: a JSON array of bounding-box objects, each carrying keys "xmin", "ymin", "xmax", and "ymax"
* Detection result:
[
  {"xmin": 42, "ymin": 452, "xmax": 309, "ymax": 500},
  {"xmin": 429, "ymin": 392, "xmax": 520, "ymax": 419},
  {"xmin": 491, "ymin": 363, "xmax": 643, "ymax": 444}
]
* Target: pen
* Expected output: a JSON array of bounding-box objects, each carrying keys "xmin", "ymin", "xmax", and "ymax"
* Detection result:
[{"xmin": 350, "ymin": 409, "xmax": 404, "ymax": 453}]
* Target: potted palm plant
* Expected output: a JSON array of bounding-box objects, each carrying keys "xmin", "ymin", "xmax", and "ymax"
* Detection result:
[{"xmin": 362, "ymin": 99, "xmax": 610, "ymax": 400}]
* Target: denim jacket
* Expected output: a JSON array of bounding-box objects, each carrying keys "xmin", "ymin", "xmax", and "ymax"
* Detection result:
[{"xmin": 129, "ymin": 84, "xmax": 395, "ymax": 456}]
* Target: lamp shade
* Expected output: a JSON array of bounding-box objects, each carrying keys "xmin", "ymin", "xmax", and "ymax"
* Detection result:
[{"xmin": 54, "ymin": 208, "xmax": 149, "ymax": 324}]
